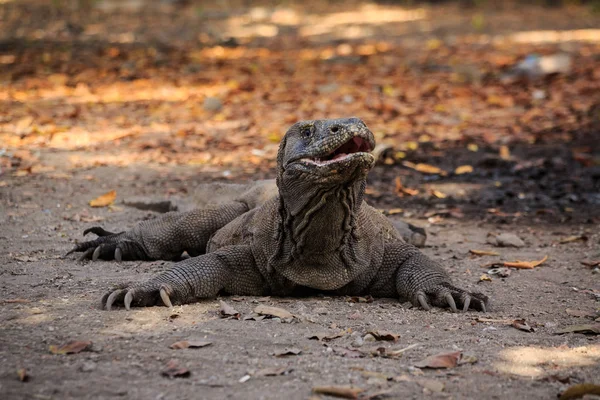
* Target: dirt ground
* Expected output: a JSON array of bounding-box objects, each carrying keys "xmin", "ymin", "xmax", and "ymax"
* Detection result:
[{"xmin": 1, "ymin": 1, "xmax": 600, "ymax": 399}]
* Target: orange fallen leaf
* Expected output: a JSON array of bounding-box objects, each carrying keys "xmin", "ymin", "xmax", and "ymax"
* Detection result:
[
  {"xmin": 402, "ymin": 161, "xmax": 447, "ymax": 175},
  {"xmin": 454, "ymin": 165, "xmax": 474, "ymax": 175},
  {"xmin": 312, "ymin": 386, "xmax": 365, "ymax": 399},
  {"xmin": 415, "ymin": 351, "xmax": 462, "ymax": 369},
  {"xmin": 470, "ymin": 249, "xmax": 500, "ymax": 256},
  {"xmin": 431, "ymin": 190, "xmax": 447, "ymax": 199},
  {"xmin": 503, "ymin": 255, "xmax": 548, "ymax": 269},
  {"xmin": 395, "ymin": 177, "xmax": 419, "ymax": 197},
  {"xmin": 49, "ymin": 340, "xmax": 92, "ymax": 355},
  {"xmin": 161, "ymin": 360, "xmax": 190, "ymax": 379},
  {"xmin": 89, "ymin": 190, "xmax": 116, "ymax": 207},
  {"xmin": 386, "ymin": 208, "xmax": 403, "ymax": 215},
  {"xmin": 499, "ymin": 145, "xmax": 511, "ymax": 160}
]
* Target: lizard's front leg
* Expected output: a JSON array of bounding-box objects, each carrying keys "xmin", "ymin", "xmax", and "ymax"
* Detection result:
[
  {"xmin": 102, "ymin": 245, "xmax": 265, "ymax": 310},
  {"xmin": 385, "ymin": 243, "xmax": 489, "ymax": 312},
  {"xmin": 67, "ymin": 202, "xmax": 248, "ymax": 261}
]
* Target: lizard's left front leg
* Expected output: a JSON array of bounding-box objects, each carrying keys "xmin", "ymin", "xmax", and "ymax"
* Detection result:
[
  {"xmin": 384, "ymin": 243, "xmax": 489, "ymax": 312},
  {"xmin": 102, "ymin": 245, "xmax": 266, "ymax": 310}
]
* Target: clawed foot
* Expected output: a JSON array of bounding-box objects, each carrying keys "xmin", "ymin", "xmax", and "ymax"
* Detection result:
[
  {"xmin": 101, "ymin": 281, "xmax": 183, "ymax": 311},
  {"xmin": 66, "ymin": 226, "xmax": 149, "ymax": 261},
  {"xmin": 413, "ymin": 282, "xmax": 488, "ymax": 312}
]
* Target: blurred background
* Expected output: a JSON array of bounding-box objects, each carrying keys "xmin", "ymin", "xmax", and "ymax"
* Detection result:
[{"xmin": 1, "ymin": 0, "xmax": 599, "ymax": 221}]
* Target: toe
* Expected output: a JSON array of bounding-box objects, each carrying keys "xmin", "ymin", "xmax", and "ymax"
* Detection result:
[
  {"xmin": 416, "ymin": 291, "xmax": 431, "ymax": 311},
  {"xmin": 445, "ymin": 293, "xmax": 458, "ymax": 313},
  {"xmin": 105, "ymin": 289, "xmax": 127, "ymax": 311}
]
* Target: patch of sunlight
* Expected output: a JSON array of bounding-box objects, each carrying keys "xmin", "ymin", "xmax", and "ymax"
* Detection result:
[
  {"xmin": 99, "ymin": 303, "xmax": 215, "ymax": 337},
  {"xmin": 18, "ymin": 80, "xmax": 210, "ymax": 105},
  {"xmin": 226, "ymin": 23, "xmax": 279, "ymax": 39},
  {"xmin": 495, "ymin": 345, "xmax": 600, "ymax": 378},
  {"xmin": 300, "ymin": 6, "xmax": 426, "ymax": 38},
  {"xmin": 510, "ymin": 29, "xmax": 600, "ymax": 44}
]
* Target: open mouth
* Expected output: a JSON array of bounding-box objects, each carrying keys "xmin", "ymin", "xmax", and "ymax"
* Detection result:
[{"xmin": 303, "ymin": 136, "xmax": 373, "ymax": 165}]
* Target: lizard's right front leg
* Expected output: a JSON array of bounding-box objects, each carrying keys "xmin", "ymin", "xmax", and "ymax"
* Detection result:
[
  {"xmin": 102, "ymin": 245, "xmax": 265, "ymax": 310},
  {"xmin": 67, "ymin": 202, "xmax": 248, "ymax": 261}
]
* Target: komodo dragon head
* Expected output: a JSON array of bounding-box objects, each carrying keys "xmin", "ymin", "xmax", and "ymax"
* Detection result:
[
  {"xmin": 276, "ymin": 117, "xmax": 376, "ymax": 185},
  {"xmin": 272, "ymin": 118, "xmax": 379, "ymax": 287}
]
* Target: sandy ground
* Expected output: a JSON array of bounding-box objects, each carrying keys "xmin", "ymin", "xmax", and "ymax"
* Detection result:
[
  {"xmin": 1, "ymin": 164, "xmax": 599, "ymax": 400},
  {"xmin": 1, "ymin": 1, "xmax": 600, "ymax": 399}
]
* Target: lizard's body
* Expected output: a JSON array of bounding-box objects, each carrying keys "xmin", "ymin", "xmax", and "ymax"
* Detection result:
[{"xmin": 69, "ymin": 118, "xmax": 488, "ymax": 312}]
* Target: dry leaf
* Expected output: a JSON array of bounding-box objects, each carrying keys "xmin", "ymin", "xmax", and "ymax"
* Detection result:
[
  {"xmin": 499, "ymin": 145, "xmax": 511, "ymax": 160},
  {"xmin": 431, "ymin": 190, "xmax": 447, "ymax": 199},
  {"xmin": 366, "ymin": 331, "xmax": 399, "ymax": 342},
  {"xmin": 394, "ymin": 176, "xmax": 419, "ymax": 197},
  {"xmin": 253, "ymin": 305, "xmax": 294, "ymax": 320},
  {"xmin": 312, "ymin": 386, "xmax": 365, "ymax": 399},
  {"xmin": 454, "ymin": 165, "xmax": 473, "ymax": 175},
  {"xmin": 272, "ymin": 348, "xmax": 302, "ymax": 357},
  {"xmin": 219, "ymin": 300, "xmax": 240, "ymax": 319},
  {"xmin": 348, "ymin": 295, "xmax": 374, "ymax": 303},
  {"xmin": 89, "ymin": 190, "xmax": 117, "ymax": 207},
  {"xmin": 402, "ymin": 161, "xmax": 447, "ymax": 175},
  {"xmin": 511, "ymin": 319, "xmax": 535, "ymax": 332},
  {"xmin": 17, "ymin": 368, "xmax": 29, "ymax": 382},
  {"xmin": 161, "ymin": 360, "xmax": 190, "ymax": 378},
  {"xmin": 308, "ymin": 330, "xmax": 348, "ymax": 341},
  {"xmin": 555, "ymin": 324, "xmax": 600, "ymax": 335},
  {"xmin": 414, "ymin": 351, "xmax": 461, "ymax": 369},
  {"xmin": 169, "ymin": 340, "xmax": 212, "ymax": 349},
  {"xmin": 503, "ymin": 255, "xmax": 548, "ymax": 269},
  {"xmin": 469, "ymin": 249, "xmax": 500, "ymax": 256},
  {"xmin": 479, "ymin": 274, "xmax": 492, "ymax": 282},
  {"xmin": 4, "ymin": 298, "xmax": 30, "ymax": 304},
  {"xmin": 386, "ymin": 208, "xmax": 403, "ymax": 215},
  {"xmin": 49, "ymin": 340, "xmax": 92, "ymax": 355},
  {"xmin": 581, "ymin": 260, "xmax": 600, "ymax": 267},
  {"xmin": 559, "ymin": 235, "xmax": 588, "ymax": 244},
  {"xmin": 559, "ymin": 384, "xmax": 600, "ymax": 400}
]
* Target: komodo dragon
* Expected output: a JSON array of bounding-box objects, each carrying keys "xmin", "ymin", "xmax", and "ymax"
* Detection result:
[{"xmin": 68, "ymin": 117, "xmax": 489, "ymax": 312}]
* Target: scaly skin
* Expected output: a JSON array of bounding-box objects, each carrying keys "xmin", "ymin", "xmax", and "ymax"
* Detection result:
[{"xmin": 69, "ymin": 118, "xmax": 488, "ymax": 312}]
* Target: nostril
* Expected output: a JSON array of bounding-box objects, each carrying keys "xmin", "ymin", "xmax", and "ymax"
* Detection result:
[{"xmin": 330, "ymin": 126, "xmax": 339, "ymax": 133}]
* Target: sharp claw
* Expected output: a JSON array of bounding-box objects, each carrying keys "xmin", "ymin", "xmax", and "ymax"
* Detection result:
[
  {"xmin": 92, "ymin": 246, "xmax": 102, "ymax": 261},
  {"xmin": 462, "ymin": 296, "xmax": 471, "ymax": 312},
  {"xmin": 115, "ymin": 247, "xmax": 123, "ymax": 262},
  {"xmin": 124, "ymin": 291, "xmax": 133, "ymax": 310},
  {"xmin": 481, "ymin": 301, "xmax": 487, "ymax": 313},
  {"xmin": 445, "ymin": 293, "xmax": 458, "ymax": 313},
  {"xmin": 160, "ymin": 287, "xmax": 173, "ymax": 308},
  {"xmin": 106, "ymin": 290, "xmax": 120, "ymax": 311},
  {"xmin": 78, "ymin": 248, "xmax": 94, "ymax": 261},
  {"xmin": 417, "ymin": 292, "xmax": 431, "ymax": 311}
]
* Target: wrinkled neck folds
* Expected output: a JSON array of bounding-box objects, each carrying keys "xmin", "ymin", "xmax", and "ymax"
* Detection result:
[{"xmin": 276, "ymin": 173, "xmax": 366, "ymax": 263}]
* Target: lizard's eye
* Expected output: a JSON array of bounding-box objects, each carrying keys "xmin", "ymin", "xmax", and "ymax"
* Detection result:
[{"xmin": 301, "ymin": 126, "xmax": 312, "ymax": 138}]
